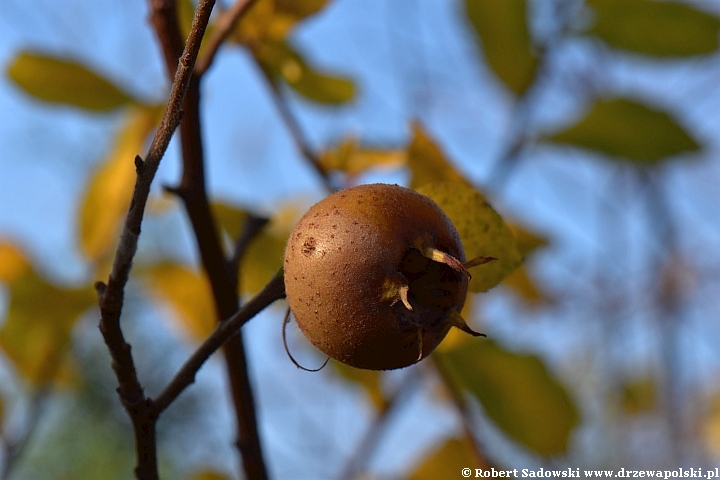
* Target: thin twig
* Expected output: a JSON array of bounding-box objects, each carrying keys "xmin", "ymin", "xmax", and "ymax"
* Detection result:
[
  {"xmin": 337, "ymin": 369, "xmax": 422, "ymax": 480},
  {"xmin": 152, "ymin": 271, "xmax": 285, "ymax": 414},
  {"xmin": 429, "ymin": 356, "xmax": 493, "ymax": 469},
  {"xmin": 230, "ymin": 214, "xmax": 270, "ymax": 274},
  {"xmin": 254, "ymin": 61, "xmax": 335, "ymax": 191},
  {"xmin": 97, "ymin": 2, "xmax": 216, "ymax": 479},
  {"xmin": 195, "ymin": 0, "xmax": 261, "ymax": 76}
]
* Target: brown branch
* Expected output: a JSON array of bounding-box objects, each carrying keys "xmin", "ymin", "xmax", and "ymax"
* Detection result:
[
  {"xmin": 149, "ymin": 1, "xmax": 270, "ymax": 478},
  {"xmin": 97, "ymin": 1, "xmax": 216, "ymax": 479},
  {"xmin": 153, "ymin": 271, "xmax": 285, "ymax": 414},
  {"xmin": 195, "ymin": 0, "xmax": 261, "ymax": 76}
]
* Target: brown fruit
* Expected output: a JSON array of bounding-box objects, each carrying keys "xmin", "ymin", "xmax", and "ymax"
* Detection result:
[{"xmin": 283, "ymin": 183, "xmax": 489, "ymax": 370}]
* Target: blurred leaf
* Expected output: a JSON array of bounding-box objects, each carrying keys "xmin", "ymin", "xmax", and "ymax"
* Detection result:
[
  {"xmin": 143, "ymin": 262, "xmax": 216, "ymax": 341},
  {"xmin": 0, "ymin": 267, "xmax": 95, "ymax": 386},
  {"xmin": 545, "ymin": 97, "xmax": 700, "ymax": 164},
  {"xmin": 234, "ymin": 0, "xmax": 276, "ymax": 44},
  {"xmin": 501, "ymin": 265, "xmax": 547, "ymax": 306},
  {"xmin": 703, "ymin": 394, "xmax": 720, "ymax": 455},
  {"xmin": 78, "ymin": 105, "xmax": 163, "ymax": 261},
  {"xmin": 239, "ymin": 206, "xmax": 295, "ymax": 295},
  {"xmin": 407, "ymin": 437, "xmax": 480, "ymax": 480},
  {"xmin": 619, "ymin": 377, "xmax": 657, "ymax": 415},
  {"xmin": 319, "ymin": 137, "xmax": 405, "ymax": 176},
  {"xmin": 255, "ymin": 40, "xmax": 355, "ymax": 104},
  {"xmin": 587, "ymin": 0, "xmax": 720, "ymax": 57},
  {"xmin": 407, "ymin": 123, "xmax": 469, "ymax": 190},
  {"xmin": 235, "ymin": 0, "xmax": 330, "ymax": 43},
  {"xmin": 7, "ymin": 51, "xmax": 135, "ymax": 111},
  {"xmin": 178, "ymin": 0, "xmax": 216, "ymax": 58},
  {"xmin": 330, "ymin": 360, "xmax": 386, "ymax": 410},
  {"xmin": 212, "ymin": 200, "xmax": 251, "ymax": 243},
  {"xmin": 435, "ymin": 340, "xmax": 579, "ymax": 455},
  {"xmin": 187, "ymin": 470, "xmax": 233, "ymax": 480},
  {"xmin": 0, "ymin": 241, "xmax": 31, "ymax": 282},
  {"xmin": 508, "ymin": 222, "xmax": 549, "ymax": 259},
  {"xmin": 464, "ymin": 0, "xmax": 538, "ymax": 95},
  {"xmin": 417, "ymin": 181, "xmax": 522, "ymax": 292}
]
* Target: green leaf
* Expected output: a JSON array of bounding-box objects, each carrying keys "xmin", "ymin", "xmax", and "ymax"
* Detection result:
[
  {"xmin": 464, "ymin": 0, "xmax": 538, "ymax": 95},
  {"xmin": 256, "ymin": 40, "xmax": 355, "ymax": 104},
  {"xmin": 587, "ymin": 0, "xmax": 720, "ymax": 57},
  {"xmin": 0, "ymin": 263, "xmax": 95, "ymax": 387},
  {"xmin": 545, "ymin": 98, "xmax": 700, "ymax": 164},
  {"xmin": 406, "ymin": 437, "xmax": 481, "ymax": 480},
  {"xmin": 319, "ymin": 137, "xmax": 405, "ymax": 176},
  {"xmin": 7, "ymin": 51, "xmax": 135, "ymax": 111},
  {"xmin": 435, "ymin": 340, "xmax": 579, "ymax": 455},
  {"xmin": 417, "ymin": 181, "xmax": 522, "ymax": 292},
  {"xmin": 142, "ymin": 262, "xmax": 217, "ymax": 342},
  {"xmin": 77, "ymin": 105, "xmax": 163, "ymax": 261},
  {"xmin": 407, "ymin": 123, "xmax": 469, "ymax": 190}
]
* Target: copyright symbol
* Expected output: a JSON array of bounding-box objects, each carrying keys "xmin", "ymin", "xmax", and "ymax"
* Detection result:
[{"xmin": 462, "ymin": 468, "xmax": 472, "ymax": 478}]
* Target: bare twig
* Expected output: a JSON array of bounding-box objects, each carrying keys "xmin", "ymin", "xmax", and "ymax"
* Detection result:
[
  {"xmin": 429, "ymin": 356, "xmax": 493, "ymax": 469},
  {"xmin": 254, "ymin": 62, "xmax": 335, "ymax": 191},
  {"xmin": 337, "ymin": 369, "xmax": 422, "ymax": 480},
  {"xmin": 195, "ymin": 0, "xmax": 261, "ymax": 76},
  {"xmin": 153, "ymin": 271, "xmax": 285, "ymax": 414},
  {"xmin": 97, "ymin": 1, "xmax": 216, "ymax": 479},
  {"xmin": 230, "ymin": 214, "xmax": 270, "ymax": 274},
  {"xmin": 149, "ymin": 1, "xmax": 271, "ymax": 477}
]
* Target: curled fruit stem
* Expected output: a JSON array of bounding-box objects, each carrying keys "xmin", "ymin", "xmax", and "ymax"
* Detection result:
[{"xmin": 282, "ymin": 308, "xmax": 329, "ymax": 372}]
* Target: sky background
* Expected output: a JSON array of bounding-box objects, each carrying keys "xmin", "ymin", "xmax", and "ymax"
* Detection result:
[{"xmin": 2, "ymin": 0, "xmax": 720, "ymax": 478}]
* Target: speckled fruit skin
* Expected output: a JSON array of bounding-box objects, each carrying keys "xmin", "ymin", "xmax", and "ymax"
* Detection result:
[{"xmin": 283, "ymin": 183, "xmax": 468, "ymax": 370}]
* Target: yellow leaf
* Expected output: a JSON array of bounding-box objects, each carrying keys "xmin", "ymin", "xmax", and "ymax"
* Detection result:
[
  {"xmin": 319, "ymin": 137, "xmax": 405, "ymax": 176},
  {"xmin": 187, "ymin": 471, "xmax": 233, "ymax": 480},
  {"xmin": 77, "ymin": 105, "xmax": 163, "ymax": 261},
  {"xmin": 464, "ymin": 0, "xmax": 538, "ymax": 95},
  {"xmin": 0, "ymin": 241, "xmax": 30, "ymax": 283},
  {"xmin": 417, "ymin": 181, "xmax": 522, "ymax": 292},
  {"xmin": 0, "ymin": 269, "xmax": 95, "ymax": 386},
  {"xmin": 330, "ymin": 360, "xmax": 387, "ymax": 410},
  {"xmin": 407, "ymin": 437, "xmax": 480, "ymax": 480},
  {"xmin": 501, "ymin": 265, "xmax": 546, "ymax": 305},
  {"xmin": 587, "ymin": 0, "xmax": 720, "ymax": 57},
  {"xmin": 703, "ymin": 394, "xmax": 720, "ymax": 455},
  {"xmin": 212, "ymin": 201, "xmax": 250, "ymax": 244},
  {"xmin": 508, "ymin": 222, "xmax": 549, "ymax": 259},
  {"xmin": 234, "ymin": 0, "xmax": 275, "ymax": 45},
  {"xmin": 435, "ymin": 340, "xmax": 579, "ymax": 455},
  {"xmin": 618, "ymin": 376, "xmax": 657, "ymax": 415},
  {"xmin": 143, "ymin": 262, "xmax": 216, "ymax": 341},
  {"xmin": 234, "ymin": 0, "xmax": 330, "ymax": 43},
  {"xmin": 239, "ymin": 207, "xmax": 293, "ymax": 295},
  {"xmin": 7, "ymin": 51, "xmax": 135, "ymax": 111},
  {"xmin": 407, "ymin": 123, "xmax": 468, "ymax": 190},
  {"xmin": 255, "ymin": 40, "xmax": 355, "ymax": 104}
]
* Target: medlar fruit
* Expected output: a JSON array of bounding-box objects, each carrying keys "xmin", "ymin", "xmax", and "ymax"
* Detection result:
[{"xmin": 283, "ymin": 183, "xmax": 491, "ymax": 370}]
